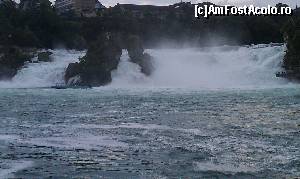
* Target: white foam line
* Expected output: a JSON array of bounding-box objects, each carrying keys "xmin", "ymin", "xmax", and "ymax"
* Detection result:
[
  {"xmin": 22, "ymin": 135, "xmax": 128, "ymax": 150},
  {"xmin": 70, "ymin": 123, "xmax": 207, "ymax": 136},
  {"xmin": 194, "ymin": 161, "xmax": 258, "ymax": 174}
]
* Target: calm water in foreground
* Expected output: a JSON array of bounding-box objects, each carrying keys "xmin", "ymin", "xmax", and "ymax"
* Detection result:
[{"xmin": 0, "ymin": 87, "xmax": 299, "ymax": 178}]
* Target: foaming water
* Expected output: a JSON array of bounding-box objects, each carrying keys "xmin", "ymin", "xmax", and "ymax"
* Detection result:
[
  {"xmin": 0, "ymin": 45, "xmax": 295, "ymax": 90},
  {"xmin": 0, "ymin": 88, "xmax": 299, "ymax": 178},
  {"xmin": 0, "ymin": 49, "xmax": 85, "ymax": 88},
  {"xmin": 194, "ymin": 161, "xmax": 258, "ymax": 174},
  {"xmin": 111, "ymin": 50, "xmax": 150, "ymax": 87},
  {"xmin": 111, "ymin": 45, "xmax": 291, "ymax": 89}
]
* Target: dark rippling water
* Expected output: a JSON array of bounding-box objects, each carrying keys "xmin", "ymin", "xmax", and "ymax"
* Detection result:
[{"xmin": 0, "ymin": 88, "xmax": 299, "ymax": 178}]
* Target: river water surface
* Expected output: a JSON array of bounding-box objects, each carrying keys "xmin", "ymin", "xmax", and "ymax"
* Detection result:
[{"xmin": 0, "ymin": 88, "xmax": 299, "ymax": 178}]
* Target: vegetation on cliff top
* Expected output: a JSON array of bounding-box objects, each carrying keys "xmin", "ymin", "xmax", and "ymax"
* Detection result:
[{"xmin": 0, "ymin": 0, "xmax": 295, "ymax": 50}]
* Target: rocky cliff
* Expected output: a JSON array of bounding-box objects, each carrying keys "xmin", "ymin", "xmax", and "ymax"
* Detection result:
[
  {"xmin": 126, "ymin": 35, "xmax": 153, "ymax": 76},
  {"xmin": 65, "ymin": 34, "xmax": 154, "ymax": 87},
  {"xmin": 65, "ymin": 33, "xmax": 122, "ymax": 87},
  {"xmin": 279, "ymin": 17, "xmax": 300, "ymax": 80}
]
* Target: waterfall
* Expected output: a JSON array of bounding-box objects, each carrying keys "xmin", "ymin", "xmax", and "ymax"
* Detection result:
[
  {"xmin": 0, "ymin": 50, "xmax": 85, "ymax": 88},
  {"xmin": 0, "ymin": 45, "xmax": 292, "ymax": 89},
  {"xmin": 111, "ymin": 44, "xmax": 290, "ymax": 89}
]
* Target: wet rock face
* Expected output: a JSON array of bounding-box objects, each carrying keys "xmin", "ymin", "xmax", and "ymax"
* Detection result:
[
  {"xmin": 130, "ymin": 53, "xmax": 153, "ymax": 76},
  {"xmin": 65, "ymin": 34, "xmax": 154, "ymax": 87},
  {"xmin": 126, "ymin": 35, "xmax": 144, "ymax": 60},
  {"xmin": 0, "ymin": 66, "xmax": 16, "ymax": 80},
  {"xmin": 37, "ymin": 51, "xmax": 53, "ymax": 62},
  {"xmin": 126, "ymin": 35, "xmax": 154, "ymax": 76},
  {"xmin": 65, "ymin": 62, "xmax": 82, "ymax": 85},
  {"xmin": 65, "ymin": 34, "xmax": 122, "ymax": 87},
  {"xmin": 280, "ymin": 18, "xmax": 300, "ymax": 81}
]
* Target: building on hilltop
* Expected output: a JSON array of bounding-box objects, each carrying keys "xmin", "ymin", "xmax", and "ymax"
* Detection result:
[{"xmin": 55, "ymin": 0, "xmax": 102, "ymax": 17}]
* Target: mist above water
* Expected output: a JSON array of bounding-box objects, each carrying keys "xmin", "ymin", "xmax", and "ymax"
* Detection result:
[{"xmin": 111, "ymin": 44, "xmax": 290, "ymax": 89}]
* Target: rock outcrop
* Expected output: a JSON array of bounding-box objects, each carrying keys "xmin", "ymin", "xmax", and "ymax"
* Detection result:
[
  {"xmin": 64, "ymin": 34, "xmax": 154, "ymax": 87},
  {"xmin": 37, "ymin": 51, "xmax": 53, "ymax": 62},
  {"xmin": 126, "ymin": 35, "xmax": 154, "ymax": 76},
  {"xmin": 279, "ymin": 18, "xmax": 300, "ymax": 80},
  {"xmin": 65, "ymin": 33, "xmax": 122, "ymax": 86}
]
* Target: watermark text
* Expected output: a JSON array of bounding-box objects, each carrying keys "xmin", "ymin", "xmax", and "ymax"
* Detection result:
[{"xmin": 195, "ymin": 5, "xmax": 293, "ymax": 18}]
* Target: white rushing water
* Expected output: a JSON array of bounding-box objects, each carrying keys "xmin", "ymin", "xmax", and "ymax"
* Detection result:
[
  {"xmin": 0, "ymin": 45, "xmax": 292, "ymax": 89},
  {"xmin": 111, "ymin": 44, "xmax": 290, "ymax": 89},
  {"xmin": 0, "ymin": 49, "xmax": 85, "ymax": 88}
]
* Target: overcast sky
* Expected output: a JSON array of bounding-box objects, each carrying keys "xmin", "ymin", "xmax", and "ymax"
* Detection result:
[{"xmin": 47, "ymin": 0, "xmax": 299, "ymax": 8}]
